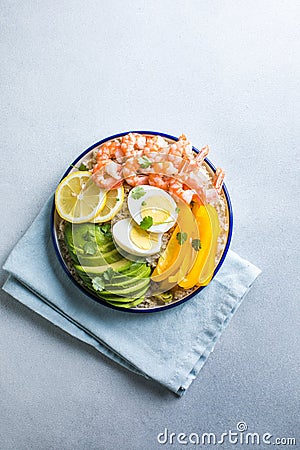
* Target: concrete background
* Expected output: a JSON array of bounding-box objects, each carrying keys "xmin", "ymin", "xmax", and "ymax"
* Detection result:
[{"xmin": 1, "ymin": 1, "xmax": 299, "ymax": 449}]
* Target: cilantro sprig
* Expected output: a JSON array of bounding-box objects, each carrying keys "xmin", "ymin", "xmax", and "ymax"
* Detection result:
[
  {"xmin": 138, "ymin": 155, "xmax": 152, "ymax": 169},
  {"xmin": 100, "ymin": 223, "xmax": 112, "ymax": 238},
  {"xmin": 92, "ymin": 277, "xmax": 105, "ymax": 292},
  {"xmin": 176, "ymin": 232, "xmax": 188, "ymax": 245},
  {"xmin": 70, "ymin": 163, "xmax": 88, "ymax": 171},
  {"xmin": 191, "ymin": 238, "xmax": 201, "ymax": 251},
  {"xmin": 102, "ymin": 267, "xmax": 114, "ymax": 282},
  {"xmin": 139, "ymin": 216, "xmax": 153, "ymax": 230},
  {"xmin": 131, "ymin": 186, "xmax": 146, "ymax": 199},
  {"xmin": 83, "ymin": 241, "xmax": 97, "ymax": 255}
]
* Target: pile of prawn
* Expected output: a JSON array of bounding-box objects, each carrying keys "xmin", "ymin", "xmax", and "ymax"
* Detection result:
[{"xmin": 92, "ymin": 133, "xmax": 225, "ymax": 205}]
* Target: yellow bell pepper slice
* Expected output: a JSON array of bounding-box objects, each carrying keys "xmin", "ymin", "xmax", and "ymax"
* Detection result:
[
  {"xmin": 178, "ymin": 203, "xmax": 213, "ymax": 289},
  {"xmin": 199, "ymin": 205, "xmax": 220, "ymax": 286},
  {"xmin": 151, "ymin": 200, "xmax": 199, "ymax": 283}
]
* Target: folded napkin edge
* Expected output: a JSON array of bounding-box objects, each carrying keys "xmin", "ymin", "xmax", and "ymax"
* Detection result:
[
  {"xmin": 2, "ymin": 275, "xmax": 149, "ymax": 379},
  {"xmin": 174, "ymin": 263, "xmax": 262, "ymax": 395}
]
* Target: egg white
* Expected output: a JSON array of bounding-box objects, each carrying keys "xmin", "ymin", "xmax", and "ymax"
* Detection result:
[
  {"xmin": 112, "ymin": 218, "xmax": 162, "ymax": 257},
  {"xmin": 127, "ymin": 185, "xmax": 178, "ymax": 233}
]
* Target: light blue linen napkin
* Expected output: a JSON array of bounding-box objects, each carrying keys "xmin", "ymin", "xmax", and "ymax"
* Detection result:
[{"xmin": 2, "ymin": 198, "xmax": 261, "ymax": 395}]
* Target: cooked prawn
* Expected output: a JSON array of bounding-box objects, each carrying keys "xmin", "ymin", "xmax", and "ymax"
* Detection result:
[
  {"xmin": 122, "ymin": 155, "xmax": 149, "ymax": 186},
  {"xmin": 143, "ymin": 135, "xmax": 169, "ymax": 156},
  {"xmin": 121, "ymin": 133, "xmax": 146, "ymax": 158},
  {"xmin": 92, "ymin": 160, "xmax": 123, "ymax": 189},
  {"xmin": 195, "ymin": 145, "xmax": 209, "ymax": 165},
  {"xmin": 151, "ymin": 160, "xmax": 178, "ymax": 176},
  {"xmin": 126, "ymin": 175, "xmax": 149, "ymax": 187},
  {"xmin": 168, "ymin": 178, "xmax": 194, "ymax": 205},
  {"xmin": 96, "ymin": 140, "xmax": 122, "ymax": 164},
  {"xmin": 169, "ymin": 134, "xmax": 193, "ymax": 159},
  {"xmin": 213, "ymin": 168, "xmax": 225, "ymax": 194},
  {"xmin": 148, "ymin": 174, "xmax": 170, "ymax": 190}
]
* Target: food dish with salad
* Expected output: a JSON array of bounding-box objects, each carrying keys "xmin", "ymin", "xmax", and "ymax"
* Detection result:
[{"xmin": 52, "ymin": 131, "xmax": 232, "ymax": 312}]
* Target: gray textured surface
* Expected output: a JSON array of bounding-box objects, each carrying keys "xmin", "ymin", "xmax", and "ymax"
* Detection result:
[{"xmin": 0, "ymin": 1, "xmax": 299, "ymax": 449}]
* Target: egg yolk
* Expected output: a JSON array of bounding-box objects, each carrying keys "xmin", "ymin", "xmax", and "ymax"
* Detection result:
[
  {"xmin": 140, "ymin": 196, "xmax": 171, "ymax": 224},
  {"xmin": 130, "ymin": 225, "xmax": 159, "ymax": 250}
]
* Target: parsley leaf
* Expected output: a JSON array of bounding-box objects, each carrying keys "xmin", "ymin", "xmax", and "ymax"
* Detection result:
[
  {"xmin": 192, "ymin": 238, "xmax": 201, "ymax": 251},
  {"xmin": 78, "ymin": 163, "xmax": 88, "ymax": 171},
  {"xmin": 83, "ymin": 241, "xmax": 97, "ymax": 255},
  {"xmin": 92, "ymin": 277, "xmax": 105, "ymax": 292},
  {"xmin": 99, "ymin": 223, "xmax": 112, "ymax": 238},
  {"xmin": 176, "ymin": 232, "xmax": 188, "ymax": 245},
  {"xmin": 141, "ymin": 200, "xmax": 147, "ymax": 206},
  {"xmin": 175, "ymin": 207, "xmax": 180, "ymax": 214},
  {"xmin": 139, "ymin": 216, "xmax": 153, "ymax": 230},
  {"xmin": 100, "ymin": 223, "xmax": 111, "ymax": 234},
  {"xmin": 102, "ymin": 267, "xmax": 114, "ymax": 282},
  {"xmin": 83, "ymin": 229, "xmax": 95, "ymax": 241},
  {"xmin": 138, "ymin": 156, "xmax": 152, "ymax": 169},
  {"xmin": 131, "ymin": 186, "xmax": 146, "ymax": 199}
]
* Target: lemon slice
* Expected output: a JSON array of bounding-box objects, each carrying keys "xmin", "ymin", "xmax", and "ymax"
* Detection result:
[
  {"xmin": 91, "ymin": 186, "xmax": 124, "ymax": 222},
  {"xmin": 55, "ymin": 171, "xmax": 106, "ymax": 223}
]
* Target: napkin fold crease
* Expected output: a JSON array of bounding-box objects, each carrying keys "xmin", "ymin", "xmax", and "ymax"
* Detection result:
[{"xmin": 2, "ymin": 199, "xmax": 261, "ymax": 395}]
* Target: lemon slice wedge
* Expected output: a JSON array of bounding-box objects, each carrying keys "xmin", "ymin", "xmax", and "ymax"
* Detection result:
[
  {"xmin": 91, "ymin": 186, "xmax": 124, "ymax": 222},
  {"xmin": 55, "ymin": 171, "xmax": 106, "ymax": 223}
]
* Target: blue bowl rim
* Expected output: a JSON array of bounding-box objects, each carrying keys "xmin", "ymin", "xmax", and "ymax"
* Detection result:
[{"xmin": 50, "ymin": 130, "xmax": 233, "ymax": 313}]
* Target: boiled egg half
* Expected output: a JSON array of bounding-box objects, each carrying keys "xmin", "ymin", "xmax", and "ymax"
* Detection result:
[
  {"xmin": 112, "ymin": 186, "xmax": 178, "ymax": 257},
  {"xmin": 112, "ymin": 218, "xmax": 162, "ymax": 257},
  {"xmin": 127, "ymin": 185, "xmax": 178, "ymax": 233}
]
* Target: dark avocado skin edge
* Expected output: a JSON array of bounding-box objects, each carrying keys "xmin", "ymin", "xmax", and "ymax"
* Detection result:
[{"xmin": 105, "ymin": 297, "xmax": 145, "ymax": 308}]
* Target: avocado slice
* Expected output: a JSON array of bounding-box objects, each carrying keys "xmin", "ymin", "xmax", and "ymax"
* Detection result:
[
  {"xmin": 97, "ymin": 284, "xmax": 150, "ymax": 302},
  {"xmin": 77, "ymin": 264, "xmax": 151, "ymax": 294},
  {"xmin": 112, "ymin": 264, "xmax": 151, "ymax": 281},
  {"xmin": 109, "ymin": 266, "xmax": 151, "ymax": 287},
  {"xmin": 100, "ymin": 278, "xmax": 150, "ymax": 297},
  {"xmin": 78, "ymin": 248, "xmax": 122, "ymax": 266},
  {"xmin": 64, "ymin": 222, "xmax": 112, "ymax": 257},
  {"xmin": 75, "ymin": 259, "xmax": 131, "ymax": 275}
]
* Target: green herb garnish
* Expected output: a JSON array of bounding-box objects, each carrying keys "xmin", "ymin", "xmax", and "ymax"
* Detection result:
[
  {"xmin": 138, "ymin": 155, "xmax": 152, "ymax": 169},
  {"xmin": 83, "ymin": 241, "xmax": 97, "ymax": 255},
  {"xmin": 78, "ymin": 163, "xmax": 88, "ymax": 171},
  {"xmin": 102, "ymin": 267, "xmax": 114, "ymax": 282},
  {"xmin": 131, "ymin": 186, "xmax": 146, "ymax": 199},
  {"xmin": 141, "ymin": 201, "xmax": 147, "ymax": 206},
  {"xmin": 176, "ymin": 232, "xmax": 188, "ymax": 245},
  {"xmin": 99, "ymin": 223, "xmax": 112, "ymax": 238},
  {"xmin": 139, "ymin": 216, "xmax": 153, "ymax": 230},
  {"xmin": 175, "ymin": 207, "xmax": 180, "ymax": 214},
  {"xmin": 100, "ymin": 223, "xmax": 111, "ymax": 235},
  {"xmin": 92, "ymin": 277, "xmax": 105, "ymax": 292},
  {"xmin": 83, "ymin": 229, "xmax": 95, "ymax": 241},
  {"xmin": 70, "ymin": 163, "xmax": 88, "ymax": 171},
  {"xmin": 192, "ymin": 238, "xmax": 201, "ymax": 251}
]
